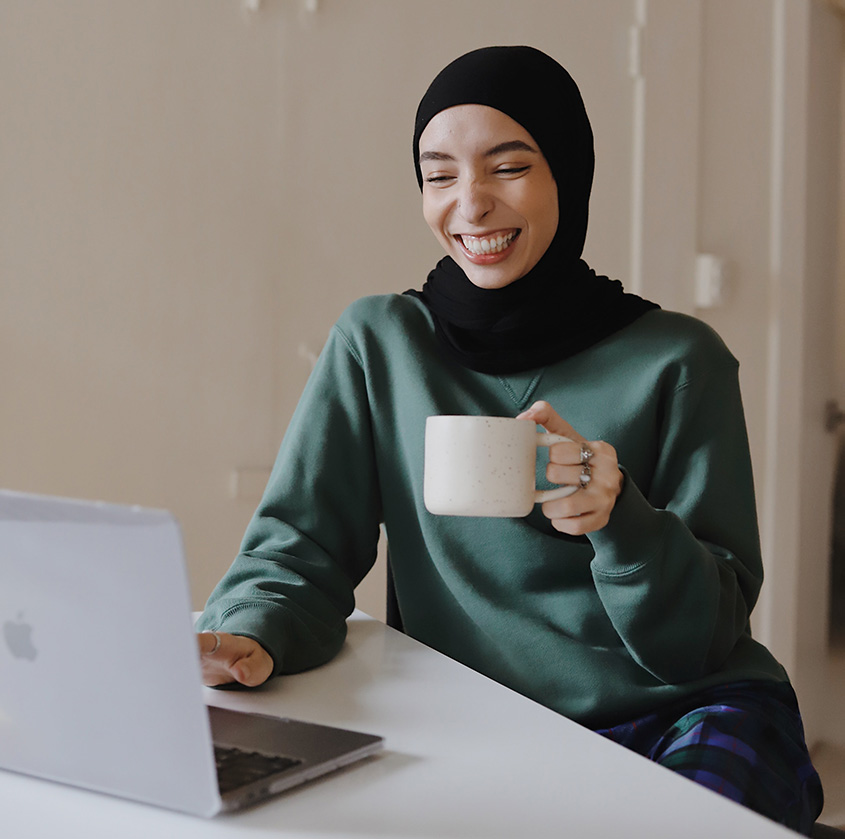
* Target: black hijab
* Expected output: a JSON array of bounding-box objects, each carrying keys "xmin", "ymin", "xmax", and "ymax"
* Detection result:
[{"xmin": 406, "ymin": 45, "xmax": 658, "ymax": 375}]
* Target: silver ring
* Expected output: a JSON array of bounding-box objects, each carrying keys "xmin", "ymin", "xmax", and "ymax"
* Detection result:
[
  {"xmin": 579, "ymin": 463, "xmax": 592, "ymax": 490},
  {"xmin": 580, "ymin": 443, "xmax": 594, "ymax": 464},
  {"xmin": 203, "ymin": 631, "xmax": 222, "ymax": 655}
]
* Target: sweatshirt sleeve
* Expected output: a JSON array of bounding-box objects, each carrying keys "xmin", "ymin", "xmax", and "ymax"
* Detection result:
[
  {"xmin": 195, "ymin": 323, "xmax": 382, "ymax": 676},
  {"xmin": 587, "ymin": 356, "xmax": 765, "ymax": 685}
]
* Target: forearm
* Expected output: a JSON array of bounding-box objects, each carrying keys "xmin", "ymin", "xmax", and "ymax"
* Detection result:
[
  {"xmin": 585, "ymin": 354, "xmax": 764, "ymax": 684},
  {"xmin": 588, "ymin": 475, "xmax": 760, "ymax": 683},
  {"xmin": 196, "ymin": 567, "xmax": 349, "ymax": 676},
  {"xmin": 198, "ymin": 324, "xmax": 382, "ymax": 676}
]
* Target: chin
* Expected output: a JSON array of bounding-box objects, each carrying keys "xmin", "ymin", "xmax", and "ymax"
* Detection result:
[
  {"xmin": 451, "ymin": 248, "xmax": 528, "ymax": 290},
  {"xmin": 461, "ymin": 266, "xmax": 522, "ymax": 290}
]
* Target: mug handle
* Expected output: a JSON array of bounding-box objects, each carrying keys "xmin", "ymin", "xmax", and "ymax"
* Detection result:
[{"xmin": 534, "ymin": 433, "xmax": 579, "ymax": 503}]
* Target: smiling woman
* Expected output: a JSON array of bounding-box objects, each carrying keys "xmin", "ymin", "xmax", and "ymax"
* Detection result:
[
  {"xmin": 196, "ymin": 45, "xmax": 823, "ymax": 834},
  {"xmin": 418, "ymin": 106, "xmax": 559, "ymax": 290},
  {"xmin": 406, "ymin": 46, "xmax": 656, "ymax": 376}
]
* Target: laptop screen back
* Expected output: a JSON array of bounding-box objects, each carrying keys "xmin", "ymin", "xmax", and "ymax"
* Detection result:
[{"xmin": 0, "ymin": 490, "xmax": 220, "ymax": 816}]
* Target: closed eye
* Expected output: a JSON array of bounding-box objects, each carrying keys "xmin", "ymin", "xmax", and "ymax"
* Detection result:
[{"xmin": 423, "ymin": 174, "xmax": 456, "ymax": 185}]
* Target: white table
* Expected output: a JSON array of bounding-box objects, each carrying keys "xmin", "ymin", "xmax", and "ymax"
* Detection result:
[{"xmin": 3, "ymin": 612, "xmax": 796, "ymax": 838}]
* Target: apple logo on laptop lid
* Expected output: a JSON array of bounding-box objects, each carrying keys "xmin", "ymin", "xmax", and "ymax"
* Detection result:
[{"xmin": 3, "ymin": 613, "xmax": 38, "ymax": 661}]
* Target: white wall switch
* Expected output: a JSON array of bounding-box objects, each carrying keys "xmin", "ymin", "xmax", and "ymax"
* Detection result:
[
  {"xmin": 230, "ymin": 467, "xmax": 273, "ymax": 501},
  {"xmin": 694, "ymin": 253, "xmax": 727, "ymax": 308}
]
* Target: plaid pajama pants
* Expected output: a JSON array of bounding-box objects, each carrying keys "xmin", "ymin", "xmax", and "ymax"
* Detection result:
[{"xmin": 594, "ymin": 680, "xmax": 824, "ymax": 835}]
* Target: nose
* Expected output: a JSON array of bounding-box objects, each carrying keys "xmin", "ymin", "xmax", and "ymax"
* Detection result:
[{"xmin": 456, "ymin": 178, "xmax": 494, "ymax": 224}]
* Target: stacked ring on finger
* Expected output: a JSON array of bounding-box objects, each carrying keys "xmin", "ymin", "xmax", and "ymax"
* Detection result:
[
  {"xmin": 579, "ymin": 463, "xmax": 592, "ymax": 490},
  {"xmin": 579, "ymin": 443, "xmax": 594, "ymax": 490},
  {"xmin": 203, "ymin": 631, "xmax": 222, "ymax": 655}
]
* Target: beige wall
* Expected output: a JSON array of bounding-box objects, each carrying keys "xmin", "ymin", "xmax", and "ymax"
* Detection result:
[
  {"xmin": 837, "ymin": 8, "xmax": 845, "ymax": 534},
  {"xmin": 2, "ymin": 0, "xmax": 842, "ymax": 657},
  {"xmin": 690, "ymin": 3, "xmax": 843, "ymax": 736},
  {"xmin": 695, "ymin": 0, "xmax": 775, "ymax": 490},
  {"xmin": 2, "ymin": 0, "xmax": 645, "ymax": 611},
  {"xmin": 1, "ymin": 2, "xmax": 290, "ymax": 603}
]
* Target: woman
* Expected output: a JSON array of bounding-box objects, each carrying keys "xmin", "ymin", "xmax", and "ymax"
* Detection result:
[{"xmin": 197, "ymin": 46, "xmax": 823, "ymax": 832}]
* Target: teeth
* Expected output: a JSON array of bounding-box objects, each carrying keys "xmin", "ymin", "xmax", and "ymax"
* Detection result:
[{"xmin": 461, "ymin": 231, "xmax": 517, "ymax": 255}]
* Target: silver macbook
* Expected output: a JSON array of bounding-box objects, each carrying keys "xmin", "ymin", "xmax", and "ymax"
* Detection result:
[{"xmin": 0, "ymin": 488, "xmax": 383, "ymax": 817}]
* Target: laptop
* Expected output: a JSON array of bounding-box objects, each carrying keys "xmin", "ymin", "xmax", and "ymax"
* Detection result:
[{"xmin": 0, "ymin": 489, "xmax": 383, "ymax": 817}]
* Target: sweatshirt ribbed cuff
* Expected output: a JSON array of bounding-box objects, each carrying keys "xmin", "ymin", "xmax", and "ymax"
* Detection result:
[
  {"xmin": 196, "ymin": 601, "xmax": 286, "ymax": 674},
  {"xmin": 588, "ymin": 468, "xmax": 667, "ymax": 576}
]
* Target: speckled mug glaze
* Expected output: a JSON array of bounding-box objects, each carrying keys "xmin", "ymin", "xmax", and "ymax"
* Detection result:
[{"xmin": 424, "ymin": 415, "xmax": 578, "ymax": 517}]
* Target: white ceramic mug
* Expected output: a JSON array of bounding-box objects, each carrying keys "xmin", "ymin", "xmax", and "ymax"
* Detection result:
[{"xmin": 424, "ymin": 415, "xmax": 579, "ymax": 517}]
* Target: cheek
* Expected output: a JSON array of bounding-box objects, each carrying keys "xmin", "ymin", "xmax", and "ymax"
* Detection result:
[{"xmin": 422, "ymin": 196, "xmax": 450, "ymax": 242}]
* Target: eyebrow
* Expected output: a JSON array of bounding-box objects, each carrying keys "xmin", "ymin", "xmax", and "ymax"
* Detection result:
[{"xmin": 418, "ymin": 139, "xmax": 538, "ymax": 165}]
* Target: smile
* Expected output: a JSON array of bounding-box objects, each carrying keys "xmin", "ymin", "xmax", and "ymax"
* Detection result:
[{"xmin": 457, "ymin": 230, "xmax": 520, "ymax": 256}]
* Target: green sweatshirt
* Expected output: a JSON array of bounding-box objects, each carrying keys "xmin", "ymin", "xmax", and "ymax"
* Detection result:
[{"xmin": 198, "ymin": 294, "xmax": 786, "ymax": 727}]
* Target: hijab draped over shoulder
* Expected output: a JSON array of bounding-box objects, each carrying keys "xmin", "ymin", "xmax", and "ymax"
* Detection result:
[{"xmin": 406, "ymin": 45, "xmax": 658, "ymax": 374}]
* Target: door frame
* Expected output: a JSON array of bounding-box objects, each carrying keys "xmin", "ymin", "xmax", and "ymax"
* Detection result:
[{"xmin": 638, "ymin": 0, "xmax": 841, "ymax": 743}]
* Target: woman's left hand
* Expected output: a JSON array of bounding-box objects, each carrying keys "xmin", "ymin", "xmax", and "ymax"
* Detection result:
[{"xmin": 516, "ymin": 400, "xmax": 624, "ymax": 536}]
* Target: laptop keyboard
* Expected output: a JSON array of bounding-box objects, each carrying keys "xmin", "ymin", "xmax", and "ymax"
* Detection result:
[{"xmin": 214, "ymin": 745, "xmax": 302, "ymax": 794}]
